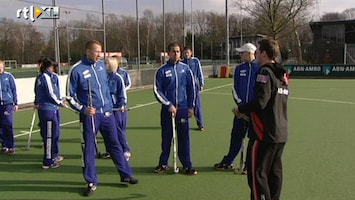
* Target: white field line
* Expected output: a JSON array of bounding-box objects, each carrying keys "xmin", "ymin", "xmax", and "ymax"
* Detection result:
[
  {"xmin": 289, "ymin": 97, "xmax": 355, "ymax": 105},
  {"xmin": 15, "ymin": 83, "xmax": 233, "ymax": 138}
]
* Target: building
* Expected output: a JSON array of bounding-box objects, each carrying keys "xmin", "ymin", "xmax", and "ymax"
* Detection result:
[{"xmin": 310, "ymin": 20, "xmax": 355, "ymax": 64}]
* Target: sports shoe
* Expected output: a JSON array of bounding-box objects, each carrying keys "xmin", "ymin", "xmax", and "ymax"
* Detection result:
[
  {"xmin": 84, "ymin": 183, "xmax": 97, "ymax": 196},
  {"xmin": 154, "ymin": 165, "xmax": 170, "ymax": 173},
  {"xmin": 6, "ymin": 148, "xmax": 15, "ymax": 155},
  {"xmin": 124, "ymin": 151, "xmax": 131, "ymax": 161},
  {"xmin": 100, "ymin": 152, "xmax": 111, "ymax": 159},
  {"xmin": 199, "ymin": 127, "xmax": 205, "ymax": 131},
  {"xmin": 42, "ymin": 162, "xmax": 60, "ymax": 169},
  {"xmin": 121, "ymin": 177, "xmax": 139, "ymax": 184},
  {"xmin": 1, "ymin": 147, "xmax": 9, "ymax": 154},
  {"xmin": 183, "ymin": 167, "xmax": 198, "ymax": 175},
  {"xmin": 55, "ymin": 156, "xmax": 64, "ymax": 162},
  {"xmin": 214, "ymin": 163, "xmax": 235, "ymax": 171}
]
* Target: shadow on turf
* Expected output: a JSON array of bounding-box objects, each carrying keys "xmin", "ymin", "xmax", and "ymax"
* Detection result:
[{"xmin": 0, "ymin": 180, "xmax": 144, "ymax": 198}]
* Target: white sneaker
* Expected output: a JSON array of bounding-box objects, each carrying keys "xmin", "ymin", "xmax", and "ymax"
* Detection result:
[
  {"xmin": 55, "ymin": 156, "xmax": 64, "ymax": 162},
  {"xmin": 124, "ymin": 151, "xmax": 131, "ymax": 161}
]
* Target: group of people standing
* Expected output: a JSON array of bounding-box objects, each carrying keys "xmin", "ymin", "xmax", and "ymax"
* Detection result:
[
  {"xmin": 153, "ymin": 39, "xmax": 289, "ymax": 200},
  {"xmin": 1, "ymin": 37, "xmax": 288, "ymax": 199},
  {"xmin": 32, "ymin": 40, "xmax": 137, "ymax": 196}
]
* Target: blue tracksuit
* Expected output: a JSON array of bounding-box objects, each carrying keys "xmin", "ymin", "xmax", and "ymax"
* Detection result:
[
  {"xmin": 220, "ymin": 60, "xmax": 259, "ymax": 165},
  {"xmin": 67, "ymin": 57, "xmax": 133, "ymax": 185},
  {"xmin": 117, "ymin": 68, "xmax": 131, "ymax": 90},
  {"xmin": 182, "ymin": 57, "xmax": 205, "ymax": 128},
  {"xmin": 0, "ymin": 71, "xmax": 17, "ymax": 149},
  {"xmin": 34, "ymin": 70, "xmax": 63, "ymax": 166},
  {"xmin": 154, "ymin": 60, "xmax": 195, "ymax": 168},
  {"xmin": 108, "ymin": 72, "xmax": 130, "ymax": 152}
]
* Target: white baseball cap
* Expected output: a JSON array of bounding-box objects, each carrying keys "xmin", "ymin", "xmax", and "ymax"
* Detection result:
[{"xmin": 236, "ymin": 43, "xmax": 257, "ymax": 53}]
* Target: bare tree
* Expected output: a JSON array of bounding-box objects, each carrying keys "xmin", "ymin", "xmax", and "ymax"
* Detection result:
[{"xmin": 343, "ymin": 8, "xmax": 355, "ymax": 20}]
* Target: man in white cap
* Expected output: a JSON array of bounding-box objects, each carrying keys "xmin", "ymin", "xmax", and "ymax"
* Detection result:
[{"xmin": 214, "ymin": 43, "xmax": 259, "ymax": 173}]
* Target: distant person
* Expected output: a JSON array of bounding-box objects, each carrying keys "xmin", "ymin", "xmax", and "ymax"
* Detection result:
[
  {"xmin": 0, "ymin": 60, "xmax": 18, "ymax": 155},
  {"xmin": 34, "ymin": 57, "xmax": 65, "ymax": 169},
  {"xmin": 153, "ymin": 42, "xmax": 198, "ymax": 175},
  {"xmin": 182, "ymin": 46, "xmax": 205, "ymax": 131},
  {"xmin": 236, "ymin": 38, "xmax": 289, "ymax": 200},
  {"xmin": 67, "ymin": 40, "xmax": 138, "ymax": 196},
  {"xmin": 101, "ymin": 57, "xmax": 131, "ymax": 161},
  {"xmin": 214, "ymin": 43, "xmax": 259, "ymax": 173}
]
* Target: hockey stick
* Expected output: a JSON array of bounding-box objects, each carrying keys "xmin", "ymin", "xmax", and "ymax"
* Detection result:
[
  {"xmin": 25, "ymin": 109, "xmax": 37, "ymax": 150},
  {"xmin": 87, "ymin": 77, "xmax": 101, "ymax": 158},
  {"xmin": 235, "ymin": 120, "xmax": 248, "ymax": 174},
  {"xmin": 172, "ymin": 114, "xmax": 179, "ymax": 173}
]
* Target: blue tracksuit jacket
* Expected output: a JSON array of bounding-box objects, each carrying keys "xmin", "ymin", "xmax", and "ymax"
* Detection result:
[
  {"xmin": 154, "ymin": 60, "xmax": 195, "ymax": 110},
  {"xmin": 181, "ymin": 57, "xmax": 204, "ymax": 88},
  {"xmin": 0, "ymin": 71, "xmax": 17, "ymax": 106},
  {"xmin": 233, "ymin": 60, "xmax": 259, "ymax": 106},
  {"xmin": 34, "ymin": 70, "xmax": 63, "ymax": 110},
  {"xmin": 117, "ymin": 68, "xmax": 131, "ymax": 90},
  {"xmin": 67, "ymin": 57, "xmax": 113, "ymax": 113}
]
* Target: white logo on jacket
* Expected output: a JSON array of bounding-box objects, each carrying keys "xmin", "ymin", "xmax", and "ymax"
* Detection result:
[{"xmin": 165, "ymin": 70, "xmax": 172, "ymax": 77}]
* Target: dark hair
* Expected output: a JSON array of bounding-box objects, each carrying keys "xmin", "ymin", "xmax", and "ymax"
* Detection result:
[
  {"xmin": 167, "ymin": 42, "xmax": 181, "ymax": 52},
  {"xmin": 39, "ymin": 57, "xmax": 56, "ymax": 73},
  {"xmin": 258, "ymin": 38, "xmax": 280, "ymax": 60},
  {"xmin": 85, "ymin": 40, "xmax": 102, "ymax": 50},
  {"xmin": 183, "ymin": 46, "xmax": 192, "ymax": 51}
]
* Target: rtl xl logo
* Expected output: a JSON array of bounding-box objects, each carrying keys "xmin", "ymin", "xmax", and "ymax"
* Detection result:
[{"xmin": 16, "ymin": 6, "xmax": 60, "ymax": 22}]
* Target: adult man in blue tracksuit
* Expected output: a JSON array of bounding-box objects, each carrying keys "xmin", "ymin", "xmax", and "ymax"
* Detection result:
[
  {"xmin": 214, "ymin": 43, "xmax": 259, "ymax": 172},
  {"xmin": 0, "ymin": 60, "xmax": 18, "ymax": 155},
  {"xmin": 66, "ymin": 40, "xmax": 138, "ymax": 196},
  {"xmin": 34, "ymin": 57, "xmax": 64, "ymax": 169},
  {"xmin": 182, "ymin": 46, "xmax": 205, "ymax": 131},
  {"xmin": 154, "ymin": 42, "xmax": 198, "ymax": 175}
]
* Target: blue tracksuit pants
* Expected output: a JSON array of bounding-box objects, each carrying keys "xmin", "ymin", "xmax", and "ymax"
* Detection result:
[
  {"xmin": 0, "ymin": 105, "xmax": 15, "ymax": 149},
  {"xmin": 113, "ymin": 110, "xmax": 130, "ymax": 152},
  {"xmin": 159, "ymin": 108, "xmax": 192, "ymax": 168},
  {"xmin": 38, "ymin": 109, "xmax": 61, "ymax": 166},
  {"xmin": 220, "ymin": 116, "xmax": 249, "ymax": 165},
  {"xmin": 80, "ymin": 112, "xmax": 132, "ymax": 185},
  {"xmin": 194, "ymin": 86, "xmax": 204, "ymax": 128}
]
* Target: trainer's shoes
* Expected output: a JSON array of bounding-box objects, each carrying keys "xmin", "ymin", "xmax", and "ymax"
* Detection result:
[
  {"xmin": 124, "ymin": 151, "xmax": 131, "ymax": 161},
  {"xmin": 6, "ymin": 148, "xmax": 15, "ymax": 155},
  {"xmin": 54, "ymin": 156, "xmax": 64, "ymax": 162},
  {"xmin": 42, "ymin": 162, "xmax": 60, "ymax": 169},
  {"xmin": 2, "ymin": 148, "xmax": 15, "ymax": 155},
  {"xmin": 154, "ymin": 165, "xmax": 170, "ymax": 173},
  {"xmin": 1, "ymin": 147, "xmax": 9, "ymax": 154},
  {"xmin": 183, "ymin": 167, "xmax": 198, "ymax": 175},
  {"xmin": 121, "ymin": 177, "xmax": 139, "ymax": 184},
  {"xmin": 100, "ymin": 152, "xmax": 111, "ymax": 159},
  {"xmin": 84, "ymin": 183, "xmax": 97, "ymax": 196},
  {"xmin": 199, "ymin": 127, "xmax": 205, "ymax": 131},
  {"xmin": 214, "ymin": 163, "xmax": 235, "ymax": 171}
]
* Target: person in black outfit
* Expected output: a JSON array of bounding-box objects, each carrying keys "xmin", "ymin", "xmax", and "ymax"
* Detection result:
[{"xmin": 235, "ymin": 38, "xmax": 289, "ymax": 200}]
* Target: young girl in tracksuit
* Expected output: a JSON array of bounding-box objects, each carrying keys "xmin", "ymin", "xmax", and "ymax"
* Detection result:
[
  {"xmin": 104, "ymin": 57, "xmax": 131, "ymax": 160},
  {"xmin": 34, "ymin": 57, "xmax": 64, "ymax": 169}
]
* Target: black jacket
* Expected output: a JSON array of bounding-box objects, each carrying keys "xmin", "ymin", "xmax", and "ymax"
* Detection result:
[{"xmin": 238, "ymin": 62, "xmax": 288, "ymax": 143}]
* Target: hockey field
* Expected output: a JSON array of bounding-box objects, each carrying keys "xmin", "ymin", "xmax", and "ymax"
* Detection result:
[{"xmin": 1, "ymin": 78, "xmax": 355, "ymax": 200}]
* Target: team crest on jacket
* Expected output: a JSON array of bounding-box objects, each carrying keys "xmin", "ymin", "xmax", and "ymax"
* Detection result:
[
  {"xmin": 165, "ymin": 70, "xmax": 172, "ymax": 77},
  {"xmin": 240, "ymin": 69, "xmax": 246, "ymax": 76},
  {"xmin": 256, "ymin": 74, "xmax": 269, "ymax": 83}
]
